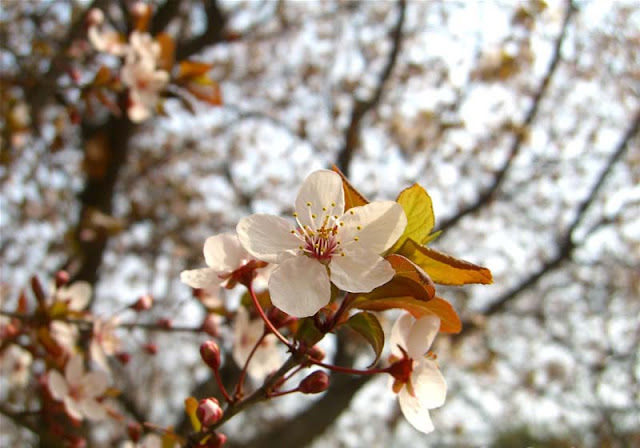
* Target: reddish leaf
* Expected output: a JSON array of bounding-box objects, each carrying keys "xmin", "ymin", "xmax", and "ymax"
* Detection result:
[
  {"xmin": 331, "ymin": 165, "xmax": 368, "ymax": 210},
  {"xmin": 186, "ymin": 80, "xmax": 222, "ymax": 106},
  {"xmin": 177, "ymin": 61, "xmax": 212, "ymax": 79},
  {"xmin": 156, "ymin": 33, "xmax": 175, "ymax": 72}
]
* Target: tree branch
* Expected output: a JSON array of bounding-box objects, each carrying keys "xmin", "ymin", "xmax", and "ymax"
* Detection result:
[
  {"xmin": 437, "ymin": 0, "xmax": 576, "ymax": 233},
  {"xmin": 335, "ymin": 0, "xmax": 406, "ymax": 176}
]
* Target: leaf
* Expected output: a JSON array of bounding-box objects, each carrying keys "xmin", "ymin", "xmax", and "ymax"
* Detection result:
[
  {"xmin": 186, "ymin": 79, "xmax": 222, "ymax": 106},
  {"xmin": 352, "ymin": 297, "xmax": 462, "ymax": 334},
  {"xmin": 352, "ymin": 254, "xmax": 436, "ymax": 305},
  {"xmin": 156, "ymin": 33, "xmax": 175, "ymax": 72},
  {"xmin": 389, "ymin": 184, "xmax": 435, "ymax": 253},
  {"xmin": 331, "ymin": 165, "xmax": 368, "ymax": 210},
  {"xmin": 342, "ymin": 312, "xmax": 385, "ymax": 367},
  {"xmin": 93, "ymin": 66, "xmax": 112, "ymax": 86},
  {"xmin": 184, "ymin": 396, "xmax": 201, "ymax": 432},
  {"xmin": 399, "ymin": 238, "xmax": 493, "ymax": 285},
  {"xmin": 177, "ymin": 61, "xmax": 212, "ymax": 79},
  {"xmin": 294, "ymin": 317, "xmax": 324, "ymax": 347}
]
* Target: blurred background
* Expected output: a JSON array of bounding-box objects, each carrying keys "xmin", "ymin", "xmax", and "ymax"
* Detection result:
[{"xmin": 1, "ymin": 0, "xmax": 638, "ymax": 446}]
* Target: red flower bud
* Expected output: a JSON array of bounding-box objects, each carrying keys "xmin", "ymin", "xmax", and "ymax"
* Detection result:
[
  {"xmin": 127, "ymin": 422, "xmax": 142, "ymax": 443},
  {"xmin": 116, "ymin": 352, "xmax": 131, "ymax": 364},
  {"xmin": 200, "ymin": 340, "xmax": 221, "ymax": 370},
  {"xmin": 196, "ymin": 398, "xmax": 223, "ymax": 428},
  {"xmin": 299, "ymin": 370, "xmax": 330, "ymax": 394},
  {"xmin": 201, "ymin": 314, "xmax": 220, "ymax": 338},
  {"xmin": 143, "ymin": 343, "xmax": 157, "ymax": 355},
  {"xmin": 131, "ymin": 294, "xmax": 153, "ymax": 311}
]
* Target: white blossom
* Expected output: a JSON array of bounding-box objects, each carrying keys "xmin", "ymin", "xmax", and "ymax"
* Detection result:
[
  {"xmin": 389, "ymin": 313, "xmax": 447, "ymax": 434},
  {"xmin": 48, "ymin": 354, "xmax": 109, "ymax": 421},
  {"xmin": 237, "ymin": 169, "xmax": 407, "ymax": 317}
]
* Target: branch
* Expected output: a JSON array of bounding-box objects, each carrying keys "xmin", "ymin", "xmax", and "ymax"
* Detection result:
[
  {"xmin": 456, "ymin": 108, "xmax": 640, "ymax": 337},
  {"xmin": 174, "ymin": 0, "xmax": 227, "ymax": 61},
  {"xmin": 437, "ymin": 0, "xmax": 576, "ymax": 233},
  {"xmin": 335, "ymin": 0, "xmax": 407, "ymax": 176}
]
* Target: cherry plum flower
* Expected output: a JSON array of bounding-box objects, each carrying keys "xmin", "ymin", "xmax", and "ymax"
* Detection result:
[
  {"xmin": 87, "ymin": 8, "xmax": 126, "ymax": 56},
  {"xmin": 232, "ymin": 307, "xmax": 284, "ymax": 381},
  {"xmin": 388, "ymin": 313, "xmax": 446, "ymax": 434},
  {"xmin": 89, "ymin": 317, "xmax": 121, "ymax": 372},
  {"xmin": 48, "ymin": 354, "xmax": 109, "ymax": 421},
  {"xmin": 180, "ymin": 233, "xmax": 269, "ymax": 294},
  {"xmin": 0, "ymin": 345, "xmax": 33, "ymax": 388},
  {"xmin": 237, "ymin": 170, "xmax": 407, "ymax": 317},
  {"xmin": 120, "ymin": 31, "xmax": 169, "ymax": 123}
]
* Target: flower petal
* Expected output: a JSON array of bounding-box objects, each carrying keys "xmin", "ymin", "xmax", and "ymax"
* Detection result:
[
  {"xmin": 63, "ymin": 396, "xmax": 84, "ymax": 421},
  {"xmin": 389, "ymin": 313, "xmax": 414, "ymax": 358},
  {"xmin": 59, "ymin": 281, "xmax": 92, "ymax": 310},
  {"xmin": 48, "ymin": 370, "xmax": 68, "ymax": 401},
  {"xmin": 79, "ymin": 398, "xmax": 107, "ymax": 421},
  {"xmin": 203, "ymin": 233, "xmax": 249, "ymax": 272},
  {"xmin": 329, "ymin": 251, "xmax": 395, "ymax": 293},
  {"xmin": 294, "ymin": 170, "xmax": 345, "ymax": 229},
  {"xmin": 398, "ymin": 387, "xmax": 435, "ymax": 434},
  {"xmin": 406, "ymin": 315, "xmax": 440, "ymax": 359},
  {"xmin": 81, "ymin": 370, "xmax": 109, "ymax": 397},
  {"xmin": 411, "ymin": 359, "xmax": 447, "ymax": 409},
  {"xmin": 65, "ymin": 354, "xmax": 85, "ymax": 385},
  {"xmin": 339, "ymin": 201, "xmax": 407, "ymax": 254},
  {"xmin": 180, "ymin": 268, "xmax": 224, "ymax": 289},
  {"xmin": 237, "ymin": 214, "xmax": 300, "ymax": 263},
  {"xmin": 269, "ymin": 256, "xmax": 331, "ymax": 317}
]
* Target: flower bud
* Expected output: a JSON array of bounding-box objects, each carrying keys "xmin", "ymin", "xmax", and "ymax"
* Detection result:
[
  {"xmin": 143, "ymin": 343, "xmax": 157, "ymax": 355},
  {"xmin": 116, "ymin": 352, "xmax": 131, "ymax": 364},
  {"xmin": 55, "ymin": 271, "xmax": 70, "ymax": 288},
  {"xmin": 127, "ymin": 422, "xmax": 142, "ymax": 443},
  {"xmin": 201, "ymin": 314, "xmax": 220, "ymax": 338},
  {"xmin": 306, "ymin": 345, "xmax": 325, "ymax": 362},
  {"xmin": 86, "ymin": 8, "xmax": 104, "ymax": 27},
  {"xmin": 131, "ymin": 294, "xmax": 153, "ymax": 311},
  {"xmin": 299, "ymin": 370, "xmax": 330, "ymax": 394},
  {"xmin": 196, "ymin": 398, "xmax": 223, "ymax": 428},
  {"xmin": 200, "ymin": 340, "xmax": 221, "ymax": 370}
]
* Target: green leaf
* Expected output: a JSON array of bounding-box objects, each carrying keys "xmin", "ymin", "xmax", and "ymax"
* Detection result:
[
  {"xmin": 399, "ymin": 238, "xmax": 493, "ymax": 285},
  {"xmin": 294, "ymin": 317, "xmax": 324, "ymax": 347},
  {"xmin": 342, "ymin": 312, "xmax": 385, "ymax": 367},
  {"xmin": 389, "ymin": 184, "xmax": 435, "ymax": 253}
]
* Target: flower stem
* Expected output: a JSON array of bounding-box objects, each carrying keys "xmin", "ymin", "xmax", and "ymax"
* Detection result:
[{"xmin": 247, "ymin": 283, "xmax": 292, "ymax": 348}]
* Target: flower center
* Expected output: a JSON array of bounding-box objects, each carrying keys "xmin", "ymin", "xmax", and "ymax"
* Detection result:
[{"xmin": 292, "ymin": 201, "xmax": 345, "ymax": 264}]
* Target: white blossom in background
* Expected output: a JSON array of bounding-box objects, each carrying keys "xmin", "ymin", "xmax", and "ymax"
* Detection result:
[
  {"xmin": 232, "ymin": 306, "xmax": 284, "ymax": 381},
  {"xmin": 47, "ymin": 354, "xmax": 110, "ymax": 421},
  {"xmin": 0, "ymin": 345, "xmax": 33, "ymax": 388},
  {"xmin": 89, "ymin": 317, "xmax": 121, "ymax": 372},
  {"xmin": 389, "ymin": 313, "xmax": 447, "ymax": 434},
  {"xmin": 87, "ymin": 8, "xmax": 126, "ymax": 56},
  {"xmin": 237, "ymin": 170, "xmax": 407, "ymax": 317},
  {"xmin": 120, "ymin": 31, "xmax": 169, "ymax": 123},
  {"xmin": 53, "ymin": 281, "xmax": 92, "ymax": 311},
  {"xmin": 181, "ymin": 233, "xmax": 270, "ymax": 294}
]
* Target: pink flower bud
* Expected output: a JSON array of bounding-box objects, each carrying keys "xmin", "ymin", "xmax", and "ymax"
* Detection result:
[
  {"xmin": 156, "ymin": 318, "xmax": 172, "ymax": 329},
  {"xmin": 86, "ymin": 8, "xmax": 104, "ymax": 27},
  {"xmin": 196, "ymin": 398, "xmax": 223, "ymax": 427},
  {"xmin": 299, "ymin": 370, "xmax": 330, "ymax": 394},
  {"xmin": 131, "ymin": 294, "xmax": 153, "ymax": 311},
  {"xmin": 55, "ymin": 271, "xmax": 70, "ymax": 288},
  {"xmin": 307, "ymin": 345, "xmax": 326, "ymax": 362},
  {"xmin": 116, "ymin": 352, "xmax": 131, "ymax": 364},
  {"xmin": 143, "ymin": 343, "xmax": 157, "ymax": 355},
  {"xmin": 127, "ymin": 422, "xmax": 142, "ymax": 443},
  {"xmin": 200, "ymin": 340, "xmax": 221, "ymax": 370},
  {"xmin": 201, "ymin": 314, "xmax": 220, "ymax": 338}
]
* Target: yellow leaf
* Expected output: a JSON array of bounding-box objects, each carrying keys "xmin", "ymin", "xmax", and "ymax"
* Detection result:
[
  {"xmin": 331, "ymin": 165, "xmax": 368, "ymax": 210},
  {"xmin": 421, "ymin": 297, "xmax": 462, "ymax": 333},
  {"xmin": 389, "ymin": 184, "xmax": 435, "ymax": 253},
  {"xmin": 399, "ymin": 239, "xmax": 493, "ymax": 285},
  {"xmin": 184, "ymin": 397, "xmax": 201, "ymax": 431}
]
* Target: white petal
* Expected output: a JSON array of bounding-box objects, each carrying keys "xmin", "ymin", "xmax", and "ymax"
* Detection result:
[
  {"xmin": 237, "ymin": 214, "xmax": 300, "ymax": 263},
  {"xmin": 90, "ymin": 340, "xmax": 109, "ymax": 373},
  {"xmin": 79, "ymin": 398, "xmax": 107, "ymax": 421},
  {"xmin": 411, "ymin": 359, "xmax": 447, "ymax": 409},
  {"xmin": 398, "ymin": 388, "xmax": 435, "ymax": 434},
  {"xmin": 81, "ymin": 370, "xmax": 109, "ymax": 397},
  {"xmin": 180, "ymin": 268, "xmax": 224, "ymax": 289},
  {"xmin": 294, "ymin": 170, "xmax": 345, "ymax": 229},
  {"xmin": 203, "ymin": 233, "xmax": 248, "ymax": 272},
  {"xmin": 61, "ymin": 281, "xmax": 92, "ymax": 310},
  {"xmin": 329, "ymin": 251, "xmax": 395, "ymax": 293},
  {"xmin": 406, "ymin": 315, "xmax": 440, "ymax": 359},
  {"xmin": 63, "ymin": 396, "xmax": 84, "ymax": 421},
  {"xmin": 339, "ymin": 201, "xmax": 407, "ymax": 254},
  {"xmin": 65, "ymin": 354, "xmax": 85, "ymax": 385},
  {"xmin": 389, "ymin": 313, "xmax": 414, "ymax": 358},
  {"xmin": 268, "ymin": 256, "xmax": 331, "ymax": 317},
  {"xmin": 48, "ymin": 370, "xmax": 68, "ymax": 401}
]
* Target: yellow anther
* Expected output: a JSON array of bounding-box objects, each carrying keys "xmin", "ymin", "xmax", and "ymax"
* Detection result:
[
  {"xmin": 290, "ymin": 230, "xmax": 295, "ymax": 234},
  {"xmin": 334, "ymin": 215, "xmax": 338, "ymax": 219},
  {"xmin": 312, "ymin": 214, "xmax": 317, "ymax": 218},
  {"xmin": 331, "ymin": 202, "xmax": 336, "ymax": 207},
  {"xmin": 354, "ymin": 237, "xmax": 359, "ymax": 241},
  {"xmin": 349, "ymin": 210, "xmax": 354, "ymax": 215},
  {"xmin": 293, "ymin": 212, "xmax": 298, "ymax": 217},
  {"xmin": 356, "ymin": 225, "xmax": 362, "ymax": 230},
  {"xmin": 341, "ymin": 253, "xmax": 345, "ymax": 257},
  {"xmin": 306, "ymin": 201, "xmax": 312, "ymax": 206},
  {"xmin": 322, "ymin": 207, "xmax": 327, "ymax": 211}
]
